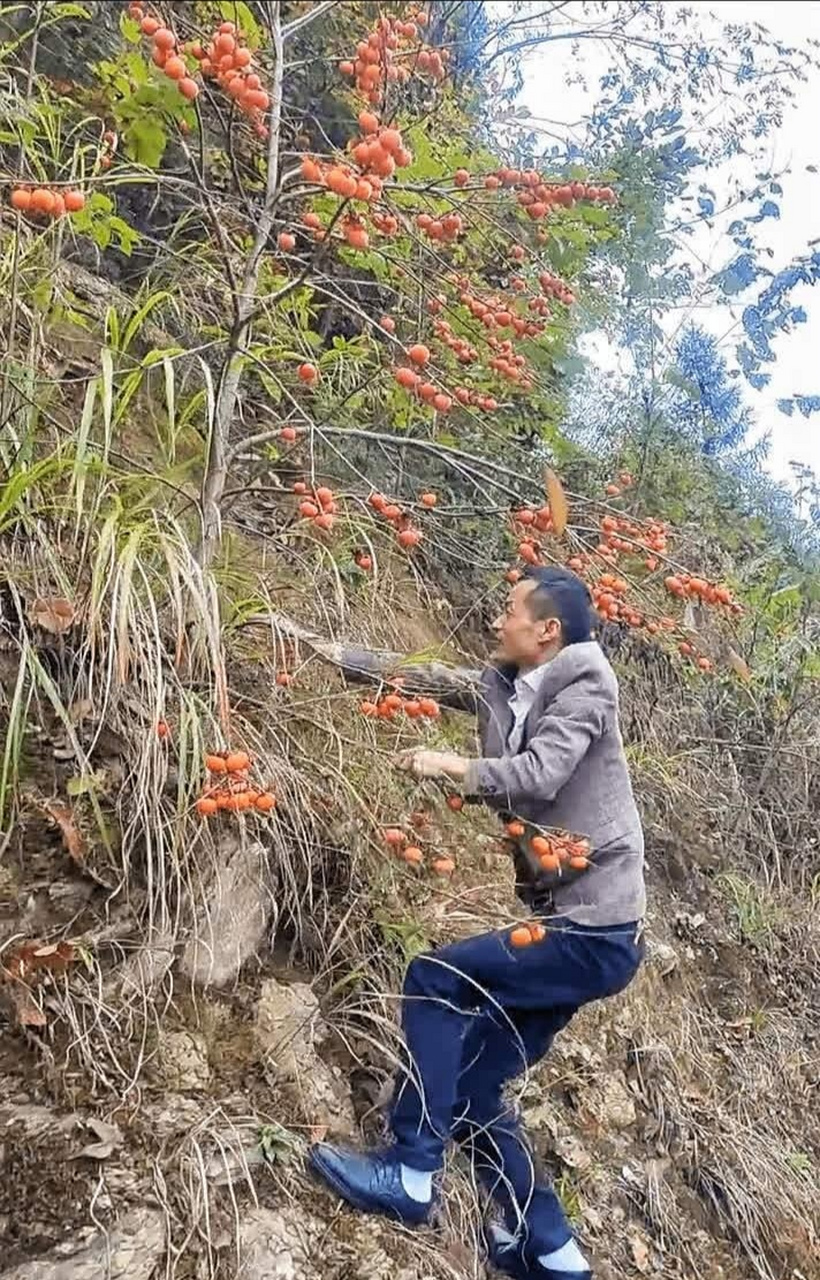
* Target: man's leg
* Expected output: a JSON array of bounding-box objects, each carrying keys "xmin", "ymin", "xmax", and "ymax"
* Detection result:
[
  {"xmin": 452, "ymin": 1003, "xmax": 576, "ymax": 1249},
  {"xmin": 453, "ymin": 1004, "xmax": 593, "ymax": 1276},
  {"xmin": 311, "ymin": 921, "xmax": 641, "ymax": 1232}
]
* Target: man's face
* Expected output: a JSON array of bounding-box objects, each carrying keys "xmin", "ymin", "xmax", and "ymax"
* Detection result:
[{"xmin": 491, "ymin": 580, "xmax": 560, "ymax": 667}]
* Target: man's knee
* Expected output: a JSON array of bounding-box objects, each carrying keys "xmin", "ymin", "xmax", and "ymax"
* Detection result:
[{"xmin": 403, "ymin": 949, "xmax": 461, "ymax": 1001}]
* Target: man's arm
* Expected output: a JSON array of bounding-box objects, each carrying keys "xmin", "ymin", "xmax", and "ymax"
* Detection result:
[
  {"xmin": 464, "ymin": 685, "xmax": 610, "ymax": 806},
  {"xmin": 395, "ymin": 678, "xmax": 612, "ymax": 807}
]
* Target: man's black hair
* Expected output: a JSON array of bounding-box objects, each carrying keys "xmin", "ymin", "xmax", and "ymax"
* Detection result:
[{"xmin": 521, "ymin": 566, "xmax": 595, "ymax": 645}]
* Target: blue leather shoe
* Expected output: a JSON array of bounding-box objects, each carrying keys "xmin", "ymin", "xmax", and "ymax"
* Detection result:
[
  {"xmin": 485, "ymin": 1227, "xmax": 592, "ymax": 1280},
  {"xmin": 308, "ymin": 1143, "xmax": 432, "ymax": 1224}
]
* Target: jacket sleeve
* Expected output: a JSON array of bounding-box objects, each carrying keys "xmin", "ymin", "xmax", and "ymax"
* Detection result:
[{"xmin": 464, "ymin": 678, "xmax": 612, "ymax": 807}]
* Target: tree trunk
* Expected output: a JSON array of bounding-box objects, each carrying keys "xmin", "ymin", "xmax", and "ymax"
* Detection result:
[{"xmin": 243, "ymin": 611, "xmax": 481, "ymax": 711}]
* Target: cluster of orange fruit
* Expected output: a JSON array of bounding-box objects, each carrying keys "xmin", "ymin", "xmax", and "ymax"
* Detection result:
[
  {"xmin": 367, "ymin": 490, "xmax": 423, "ymax": 548},
  {"xmin": 360, "ymin": 691, "xmax": 440, "ymax": 719},
  {"xmin": 128, "ymin": 4, "xmax": 199, "ymax": 100},
  {"xmin": 196, "ymin": 751, "xmax": 276, "ymax": 816},
  {"xmin": 294, "ymin": 483, "xmax": 337, "ymax": 532},
  {"xmin": 664, "ymin": 571, "xmax": 739, "ymax": 612},
  {"xmin": 339, "ymin": 8, "xmax": 445, "ymax": 103},
  {"xmin": 458, "ymin": 286, "xmax": 549, "ymax": 338},
  {"xmin": 506, "ymin": 822, "xmax": 592, "ymax": 874},
  {"xmin": 509, "ymin": 921, "xmax": 548, "ymax": 948},
  {"xmin": 415, "ymin": 210, "xmax": 463, "ymax": 243},
  {"xmin": 538, "ymin": 271, "xmax": 576, "ymax": 306},
  {"xmin": 381, "ymin": 826, "xmax": 455, "ymax": 874},
  {"xmin": 193, "ymin": 20, "xmax": 270, "ymax": 132},
  {"xmin": 10, "ymin": 187, "xmax": 85, "ymax": 217}
]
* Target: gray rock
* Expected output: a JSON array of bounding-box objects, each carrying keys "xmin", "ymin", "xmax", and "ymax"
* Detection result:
[
  {"xmin": 158, "ymin": 1029, "xmax": 211, "ymax": 1092},
  {"xmin": 237, "ymin": 1206, "xmax": 323, "ymax": 1280},
  {"xmin": 182, "ymin": 837, "xmax": 274, "ymax": 987},
  {"xmin": 0, "ymin": 1205, "xmax": 164, "ymax": 1280}
]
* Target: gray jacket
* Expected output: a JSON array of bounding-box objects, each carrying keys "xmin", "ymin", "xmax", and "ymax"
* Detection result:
[{"xmin": 464, "ymin": 641, "xmax": 646, "ymax": 927}]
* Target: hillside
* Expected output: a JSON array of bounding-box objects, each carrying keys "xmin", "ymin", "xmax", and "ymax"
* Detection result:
[{"xmin": 1, "ymin": 3, "xmax": 819, "ymax": 1280}]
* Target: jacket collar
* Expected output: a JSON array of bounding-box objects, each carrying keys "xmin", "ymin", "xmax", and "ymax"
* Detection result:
[{"xmin": 486, "ymin": 641, "xmax": 604, "ymax": 704}]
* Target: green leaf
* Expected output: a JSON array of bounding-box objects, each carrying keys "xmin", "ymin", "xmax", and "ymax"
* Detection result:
[
  {"xmin": 109, "ymin": 216, "xmax": 141, "ymax": 256},
  {"xmin": 218, "ymin": 0, "xmax": 264, "ymax": 48},
  {"xmin": 125, "ymin": 115, "xmax": 167, "ymax": 168}
]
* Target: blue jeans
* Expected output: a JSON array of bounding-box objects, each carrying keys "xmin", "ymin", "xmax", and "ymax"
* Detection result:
[{"xmin": 390, "ymin": 918, "xmax": 643, "ymax": 1255}]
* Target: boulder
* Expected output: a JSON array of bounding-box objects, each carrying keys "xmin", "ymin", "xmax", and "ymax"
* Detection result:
[
  {"xmin": 181, "ymin": 837, "xmax": 273, "ymax": 987},
  {"xmin": 0, "ymin": 1206, "xmax": 164, "ymax": 1280}
]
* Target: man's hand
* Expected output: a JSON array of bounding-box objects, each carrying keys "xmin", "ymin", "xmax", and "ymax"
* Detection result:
[{"xmin": 394, "ymin": 749, "xmax": 470, "ymax": 782}]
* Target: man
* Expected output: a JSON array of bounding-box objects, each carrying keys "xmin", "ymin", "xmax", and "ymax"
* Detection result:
[{"xmin": 310, "ymin": 567, "xmax": 646, "ymax": 1279}]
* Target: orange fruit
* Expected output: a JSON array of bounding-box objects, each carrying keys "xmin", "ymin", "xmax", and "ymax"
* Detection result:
[
  {"xmin": 569, "ymin": 855, "xmax": 589, "ymax": 870},
  {"xmin": 164, "ymin": 55, "xmax": 186, "ymax": 79},
  {"xmin": 446, "ymin": 795, "xmax": 463, "ymax": 812},
  {"xmin": 298, "ymin": 362, "xmax": 318, "ymax": 383},
  {"xmin": 358, "ymin": 109, "xmax": 380, "ymax": 133},
  {"xmin": 418, "ymin": 697, "xmax": 439, "ymax": 717},
  {"xmin": 432, "ymin": 857, "xmax": 455, "ymax": 875},
  {"xmin": 31, "ymin": 188, "xmax": 56, "ymax": 215},
  {"xmin": 395, "ymin": 366, "xmax": 420, "ymax": 389},
  {"xmin": 510, "ymin": 926, "xmax": 533, "ymax": 948},
  {"xmin": 153, "ymin": 26, "xmax": 176, "ymax": 50},
  {"xmin": 530, "ymin": 835, "xmax": 552, "ymax": 857},
  {"xmin": 156, "ymin": 719, "xmax": 170, "ymax": 739},
  {"xmin": 315, "ymin": 486, "xmax": 334, "ymax": 508},
  {"xmin": 255, "ymin": 792, "xmax": 276, "ymax": 811},
  {"xmin": 276, "ymin": 672, "xmax": 291, "ymax": 687},
  {"xmin": 225, "ymin": 751, "xmax": 251, "ymax": 773},
  {"xmin": 506, "ymin": 820, "xmax": 525, "ymax": 838},
  {"xmin": 529, "ymin": 923, "xmax": 547, "ymax": 943},
  {"xmin": 380, "ymin": 315, "xmax": 396, "ymax": 332},
  {"xmin": 299, "ymin": 500, "xmax": 319, "ymax": 518},
  {"xmin": 141, "ymin": 15, "xmax": 159, "ymax": 35},
  {"xmin": 11, "ymin": 188, "xmax": 31, "ymax": 211},
  {"xmin": 402, "ymin": 845, "xmax": 424, "ymax": 865},
  {"xmin": 408, "ymin": 343, "xmax": 430, "ymax": 365},
  {"xmin": 63, "ymin": 189, "xmax": 85, "ymax": 212},
  {"xmin": 277, "ymin": 232, "xmax": 296, "ymax": 251},
  {"xmin": 196, "ymin": 796, "xmax": 218, "ymax": 816},
  {"xmin": 398, "ymin": 527, "xmax": 421, "ymax": 548},
  {"xmin": 205, "ymin": 753, "xmax": 227, "ymax": 773},
  {"xmin": 179, "ymin": 77, "xmax": 199, "ymax": 100},
  {"xmin": 539, "ymin": 852, "xmax": 560, "ymax": 872},
  {"xmin": 382, "ymin": 828, "xmax": 405, "ymax": 846}
]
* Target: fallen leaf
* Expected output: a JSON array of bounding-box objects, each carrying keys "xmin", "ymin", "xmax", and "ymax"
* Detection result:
[
  {"xmin": 29, "ymin": 596, "xmax": 75, "ymax": 635},
  {"xmin": 544, "ymin": 467, "xmax": 569, "ymax": 536},
  {"xmin": 629, "ymin": 1232, "xmax": 651, "ymax": 1273},
  {"xmin": 41, "ymin": 800, "xmax": 87, "ymax": 865},
  {"xmin": 727, "ymin": 647, "xmax": 751, "ymax": 682},
  {"xmin": 8, "ymin": 984, "xmax": 47, "ymax": 1027},
  {"xmin": 76, "ymin": 1117, "xmax": 122, "ymax": 1160}
]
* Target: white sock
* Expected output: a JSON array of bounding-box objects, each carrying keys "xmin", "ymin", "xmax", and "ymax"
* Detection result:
[
  {"xmin": 399, "ymin": 1164, "xmax": 432, "ymax": 1202},
  {"xmin": 489, "ymin": 1223, "xmax": 518, "ymax": 1250},
  {"xmin": 538, "ymin": 1237, "xmax": 589, "ymax": 1272}
]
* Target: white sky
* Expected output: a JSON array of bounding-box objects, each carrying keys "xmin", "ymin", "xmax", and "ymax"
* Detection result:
[{"xmin": 509, "ymin": 1, "xmax": 820, "ymax": 484}]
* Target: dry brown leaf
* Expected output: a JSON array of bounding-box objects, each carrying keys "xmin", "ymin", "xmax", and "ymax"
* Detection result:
[
  {"xmin": 629, "ymin": 1232, "xmax": 651, "ymax": 1273},
  {"xmin": 544, "ymin": 467, "xmax": 569, "ymax": 536},
  {"xmin": 9, "ymin": 984, "xmax": 47, "ymax": 1028},
  {"xmin": 41, "ymin": 800, "xmax": 87, "ymax": 864},
  {"xmin": 29, "ymin": 596, "xmax": 75, "ymax": 635},
  {"xmin": 727, "ymin": 647, "xmax": 751, "ymax": 682}
]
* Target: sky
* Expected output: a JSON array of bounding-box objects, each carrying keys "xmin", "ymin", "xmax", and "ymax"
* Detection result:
[{"xmin": 507, "ymin": 1, "xmax": 820, "ymax": 485}]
